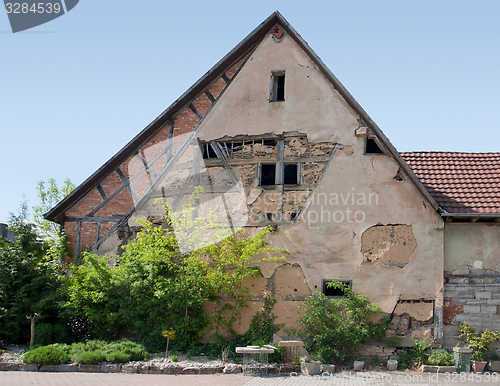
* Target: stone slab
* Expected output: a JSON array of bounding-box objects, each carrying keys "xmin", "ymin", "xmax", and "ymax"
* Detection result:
[
  {"xmin": 39, "ymin": 365, "xmax": 58, "ymax": 372},
  {"xmin": 58, "ymin": 363, "xmax": 78, "ymax": 372},
  {"xmin": 18, "ymin": 363, "xmax": 38, "ymax": 372},
  {"xmin": 101, "ymin": 364, "xmax": 121, "ymax": 373}
]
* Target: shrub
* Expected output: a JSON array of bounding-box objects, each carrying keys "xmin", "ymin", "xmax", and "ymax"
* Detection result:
[
  {"xmin": 459, "ymin": 322, "xmax": 500, "ymax": 361},
  {"xmin": 23, "ymin": 345, "xmax": 69, "ymax": 365},
  {"xmin": 72, "ymin": 350, "xmax": 106, "ymax": 364},
  {"xmin": 35, "ymin": 323, "xmax": 68, "ymax": 346},
  {"xmin": 413, "ymin": 338, "xmax": 432, "ymax": 367},
  {"xmin": 397, "ymin": 349, "xmax": 414, "ymax": 369},
  {"xmin": 170, "ymin": 353, "xmax": 179, "ymax": 362},
  {"xmin": 299, "ymin": 281, "xmax": 388, "ymax": 364},
  {"xmin": 370, "ymin": 355, "xmax": 381, "ymax": 366},
  {"xmin": 427, "ymin": 349, "xmax": 454, "ymax": 366},
  {"xmin": 105, "ymin": 351, "xmax": 131, "ymax": 363}
]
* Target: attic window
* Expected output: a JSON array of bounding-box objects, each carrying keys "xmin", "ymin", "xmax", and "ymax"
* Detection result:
[
  {"xmin": 322, "ymin": 280, "xmax": 352, "ymax": 297},
  {"xmin": 260, "ymin": 164, "xmax": 276, "ymax": 185},
  {"xmin": 283, "ymin": 164, "xmax": 298, "ymax": 185},
  {"xmin": 202, "ymin": 143, "xmax": 218, "ymax": 159},
  {"xmin": 270, "ymin": 70, "xmax": 285, "ymax": 101},
  {"xmin": 365, "ymin": 137, "xmax": 384, "ymax": 154}
]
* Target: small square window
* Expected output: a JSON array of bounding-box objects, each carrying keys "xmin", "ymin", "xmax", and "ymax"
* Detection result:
[
  {"xmin": 365, "ymin": 137, "xmax": 384, "ymax": 154},
  {"xmin": 270, "ymin": 70, "xmax": 285, "ymax": 101},
  {"xmin": 322, "ymin": 280, "xmax": 352, "ymax": 297},
  {"xmin": 260, "ymin": 164, "xmax": 276, "ymax": 185},
  {"xmin": 284, "ymin": 164, "xmax": 298, "ymax": 185}
]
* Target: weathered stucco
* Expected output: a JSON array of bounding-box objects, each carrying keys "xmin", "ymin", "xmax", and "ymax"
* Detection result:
[{"xmin": 445, "ymin": 223, "xmax": 500, "ymax": 273}]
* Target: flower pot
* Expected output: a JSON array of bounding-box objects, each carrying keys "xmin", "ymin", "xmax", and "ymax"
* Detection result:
[
  {"xmin": 320, "ymin": 364, "xmax": 335, "ymax": 374},
  {"xmin": 472, "ymin": 361, "xmax": 487, "ymax": 373},
  {"xmin": 387, "ymin": 360, "xmax": 398, "ymax": 371},
  {"xmin": 301, "ymin": 361, "xmax": 321, "ymax": 375}
]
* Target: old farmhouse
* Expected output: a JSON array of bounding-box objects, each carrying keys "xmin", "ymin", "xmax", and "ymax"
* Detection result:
[{"xmin": 45, "ymin": 12, "xmax": 500, "ymax": 350}]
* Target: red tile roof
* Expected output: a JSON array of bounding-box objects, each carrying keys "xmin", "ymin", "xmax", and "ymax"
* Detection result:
[{"xmin": 400, "ymin": 152, "xmax": 500, "ymax": 214}]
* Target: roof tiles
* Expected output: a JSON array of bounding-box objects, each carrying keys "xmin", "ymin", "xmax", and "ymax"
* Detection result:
[{"xmin": 400, "ymin": 152, "xmax": 500, "ymax": 214}]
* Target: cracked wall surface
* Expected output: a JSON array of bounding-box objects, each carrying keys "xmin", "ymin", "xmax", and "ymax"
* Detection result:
[
  {"xmin": 442, "ymin": 223, "xmax": 500, "ymax": 348},
  {"xmin": 361, "ymin": 224, "xmax": 417, "ymax": 268},
  {"xmin": 85, "ymin": 27, "xmax": 445, "ymax": 340}
]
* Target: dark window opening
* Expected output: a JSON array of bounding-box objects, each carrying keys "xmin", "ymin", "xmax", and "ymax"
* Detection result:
[
  {"xmin": 265, "ymin": 213, "xmax": 273, "ymax": 221},
  {"xmin": 322, "ymin": 280, "xmax": 352, "ymax": 297},
  {"xmin": 290, "ymin": 212, "xmax": 297, "ymax": 221},
  {"xmin": 270, "ymin": 71, "xmax": 285, "ymax": 101},
  {"xmin": 202, "ymin": 143, "xmax": 218, "ymax": 159},
  {"xmin": 263, "ymin": 139, "xmax": 276, "ymax": 147},
  {"xmin": 261, "ymin": 164, "xmax": 276, "ymax": 185},
  {"xmin": 365, "ymin": 138, "xmax": 384, "ymax": 154},
  {"xmin": 284, "ymin": 164, "xmax": 298, "ymax": 184}
]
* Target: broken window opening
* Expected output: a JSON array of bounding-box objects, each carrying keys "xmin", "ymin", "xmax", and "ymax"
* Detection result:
[
  {"xmin": 284, "ymin": 163, "xmax": 298, "ymax": 185},
  {"xmin": 260, "ymin": 163, "xmax": 276, "ymax": 185},
  {"xmin": 365, "ymin": 137, "xmax": 384, "ymax": 154},
  {"xmin": 270, "ymin": 70, "xmax": 285, "ymax": 102},
  {"xmin": 322, "ymin": 280, "xmax": 352, "ymax": 297},
  {"xmin": 202, "ymin": 143, "xmax": 218, "ymax": 159},
  {"xmin": 265, "ymin": 213, "xmax": 273, "ymax": 221},
  {"xmin": 262, "ymin": 138, "xmax": 276, "ymax": 147}
]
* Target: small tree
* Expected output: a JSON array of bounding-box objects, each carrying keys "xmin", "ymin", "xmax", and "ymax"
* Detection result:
[
  {"xmin": 299, "ymin": 281, "xmax": 388, "ymax": 364},
  {"xmin": 459, "ymin": 322, "xmax": 500, "ymax": 361}
]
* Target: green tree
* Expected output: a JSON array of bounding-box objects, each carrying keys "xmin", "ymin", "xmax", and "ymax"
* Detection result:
[
  {"xmin": 62, "ymin": 191, "xmax": 285, "ymax": 350},
  {"xmin": 33, "ymin": 178, "xmax": 75, "ymax": 241},
  {"xmin": 0, "ymin": 219, "xmax": 62, "ymax": 343},
  {"xmin": 299, "ymin": 281, "xmax": 388, "ymax": 364}
]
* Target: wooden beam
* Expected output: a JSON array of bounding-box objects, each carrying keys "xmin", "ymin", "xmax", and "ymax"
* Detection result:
[{"xmin": 471, "ymin": 217, "xmax": 479, "ymax": 223}]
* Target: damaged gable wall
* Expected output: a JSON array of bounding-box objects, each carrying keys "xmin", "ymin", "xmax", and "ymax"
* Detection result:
[
  {"xmin": 52, "ymin": 21, "xmax": 446, "ymax": 344},
  {"xmin": 194, "ymin": 27, "xmax": 445, "ymax": 341}
]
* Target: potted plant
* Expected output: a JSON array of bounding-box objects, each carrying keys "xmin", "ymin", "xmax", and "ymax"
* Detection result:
[
  {"xmin": 488, "ymin": 350, "xmax": 500, "ymax": 372},
  {"xmin": 459, "ymin": 322, "xmax": 500, "ymax": 372},
  {"xmin": 300, "ymin": 355, "xmax": 321, "ymax": 375}
]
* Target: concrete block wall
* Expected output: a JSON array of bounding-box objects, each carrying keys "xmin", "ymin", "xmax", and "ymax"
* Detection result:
[{"xmin": 443, "ymin": 283, "xmax": 500, "ymax": 349}]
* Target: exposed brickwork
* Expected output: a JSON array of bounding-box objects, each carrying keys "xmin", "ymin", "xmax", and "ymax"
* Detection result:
[
  {"xmin": 131, "ymin": 172, "xmax": 153, "ymax": 201},
  {"xmin": 80, "ymin": 222, "xmax": 98, "ymax": 251},
  {"xmin": 208, "ymin": 78, "xmax": 226, "ymax": 99},
  {"xmin": 58, "ymin": 51, "xmax": 252, "ymax": 260},
  {"xmin": 64, "ymin": 221, "xmax": 79, "ymax": 257},
  {"xmin": 100, "ymin": 171, "xmax": 123, "ymax": 197},
  {"xmin": 141, "ymin": 124, "xmax": 171, "ymax": 163},
  {"xmin": 66, "ymin": 188, "xmax": 103, "ymax": 217},
  {"xmin": 225, "ymin": 57, "xmax": 245, "ymax": 79},
  {"xmin": 192, "ymin": 93, "xmax": 212, "ymax": 116},
  {"xmin": 126, "ymin": 153, "xmax": 145, "ymax": 178},
  {"xmin": 151, "ymin": 153, "xmax": 168, "ymax": 174},
  {"xmin": 443, "ymin": 282, "xmax": 500, "ymax": 347},
  {"xmin": 174, "ymin": 108, "xmax": 199, "ymax": 133},
  {"xmin": 95, "ymin": 189, "xmax": 134, "ymax": 217},
  {"xmin": 443, "ymin": 297, "xmax": 463, "ymax": 326},
  {"xmin": 100, "ymin": 222, "xmax": 114, "ymax": 235}
]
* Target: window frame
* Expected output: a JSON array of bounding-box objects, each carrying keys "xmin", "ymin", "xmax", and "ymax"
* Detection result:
[{"xmin": 270, "ymin": 70, "xmax": 286, "ymax": 102}]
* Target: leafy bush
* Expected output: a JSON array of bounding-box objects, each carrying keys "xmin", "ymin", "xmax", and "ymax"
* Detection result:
[
  {"xmin": 23, "ymin": 345, "xmax": 69, "ymax": 365},
  {"xmin": 35, "ymin": 323, "xmax": 68, "ymax": 346},
  {"xmin": 105, "ymin": 351, "xmax": 131, "ymax": 363},
  {"xmin": 72, "ymin": 350, "xmax": 106, "ymax": 364},
  {"xmin": 397, "ymin": 349, "xmax": 414, "ymax": 369},
  {"xmin": 426, "ymin": 349, "xmax": 454, "ymax": 366},
  {"xmin": 299, "ymin": 281, "xmax": 388, "ymax": 364},
  {"xmin": 459, "ymin": 322, "xmax": 500, "ymax": 361},
  {"xmin": 68, "ymin": 339, "xmax": 147, "ymax": 363},
  {"xmin": 370, "ymin": 355, "xmax": 381, "ymax": 366},
  {"xmin": 0, "ymin": 221, "xmax": 62, "ymax": 343},
  {"xmin": 413, "ymin": 338, "xmax": 432, "ymax": 367}
]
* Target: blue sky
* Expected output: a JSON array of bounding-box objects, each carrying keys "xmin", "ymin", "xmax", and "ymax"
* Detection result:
[{"xmin": 1, "ymin": 1, "xmax": 499, "ymax": 222}]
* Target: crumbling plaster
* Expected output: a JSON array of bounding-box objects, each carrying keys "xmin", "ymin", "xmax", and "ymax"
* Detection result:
[
  {"xmin": 190, "ymin": 29, "xmax": 445, "ymax": 335},
  {"xmin": 445, "ymin": 223, "xmax": 500, "ymax": 274},
  {"xmin": 196, "ymin": 32, "xmax": 359, "ymax": 144}
]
